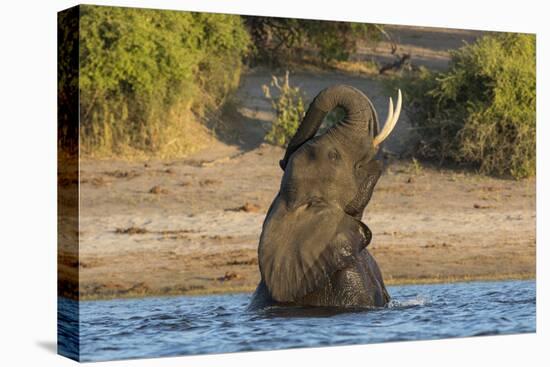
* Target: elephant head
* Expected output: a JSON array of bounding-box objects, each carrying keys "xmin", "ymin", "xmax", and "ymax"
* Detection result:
[{"xmin": 259, "ymin": 85, "xmax": 401, "ymax": 303}]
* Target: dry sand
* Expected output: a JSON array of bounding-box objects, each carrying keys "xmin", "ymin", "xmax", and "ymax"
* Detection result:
[{"xmin": 58, "ymin": 26, "xmax": 535, "ymax": 300}]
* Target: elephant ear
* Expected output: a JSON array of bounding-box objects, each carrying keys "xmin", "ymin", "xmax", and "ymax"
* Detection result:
[{"xmin": 258, "ymin": 201, "xmax": 371, "ymax": 303}]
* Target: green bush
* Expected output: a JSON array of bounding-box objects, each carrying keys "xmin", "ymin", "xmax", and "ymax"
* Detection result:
[
  {"xmin": 262, "ymin": 71, "xmax": 305, "ymax": 147},
  {"xmin": 303, "ymin": 21, "xmax": 381, "ymax": 62},
  {"xmin": 243, "ymin": 16, "xmax": 381, "ymax": 65},
  {"xmin": 393, "ymin": 33, "xmax": 536, "ymax": 179},
  {"xmin": 78, "ymin": 5, "xmax": 250, "ymax": 157},
  {"xmin": 58, "ymin": 7, "xmax": 80, "ymax": 155}
]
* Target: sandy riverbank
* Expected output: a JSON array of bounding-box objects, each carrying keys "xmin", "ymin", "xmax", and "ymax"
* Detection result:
[{"xmin": 58, "ymin": 142, "xmax": 535, "ymax": 300}]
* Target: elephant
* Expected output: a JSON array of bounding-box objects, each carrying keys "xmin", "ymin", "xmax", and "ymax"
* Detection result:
[{"xmin": 249, "ymin": 84, "xmax": 402, "ymax": 309}]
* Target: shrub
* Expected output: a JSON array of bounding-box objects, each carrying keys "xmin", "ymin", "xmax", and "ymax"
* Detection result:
[
  {"xmin": 391, "ymin": 33, "xmax": 536, "ymax": 179},
  {"xmin": 262, "ymin": 71, "xmax": 306, "ymax": 147},
  {"xmin": 58, "ymin": 7, "xmax": 80, "ymax": 155},
  {"xmin": 77, "ymin": 6, "xmax": 250, "ymax": 157},
  {"xmin": 243, "ymin": 16, "xmax": 381, "ymax": 65}
]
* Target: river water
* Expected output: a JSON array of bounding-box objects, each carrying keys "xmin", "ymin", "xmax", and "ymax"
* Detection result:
[{"xmin": 58, "ymin": 279, "xmax": 535, "ymax": 362}]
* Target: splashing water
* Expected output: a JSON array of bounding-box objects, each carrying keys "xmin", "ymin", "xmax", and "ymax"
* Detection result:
[{"xmin": 387, "ymin": 294, "xmax": 431, "ymax": 308}]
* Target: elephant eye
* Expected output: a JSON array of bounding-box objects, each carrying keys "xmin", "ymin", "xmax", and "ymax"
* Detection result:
[{"xmin": 328, "ymin": 150, "xmax": 340, "ymax": 161}]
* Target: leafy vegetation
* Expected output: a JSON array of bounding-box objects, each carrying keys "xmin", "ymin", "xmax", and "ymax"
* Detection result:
[
  {"xmin": 67, "ymin": 5, "xmax": 536, "ymax": 174},
  {"xmin": 78, "ymin": 5, "xmax": 250, "ymax": 157},
  {"xmin": 243, "ymin": 16, "xmax": 382, "ymax": 65},
  {"xmin": 262, "ymin": 71, "xmax": 306, "ymax": 146},
  {"xmin": 390, "ymin": 33, "xmax": 536, "ymax": 178},
  {"xmin": 65, "ymin": 6, "xmax": 387, "ymax": 157},
  {"xmin": 58, "ymin": 6, "xmax": 80, "ymax": 155}
]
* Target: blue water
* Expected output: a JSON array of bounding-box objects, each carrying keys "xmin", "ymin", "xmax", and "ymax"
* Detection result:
[{"xmin": 58, "ymin": 280, "xmax": 536, "ymax": 362}]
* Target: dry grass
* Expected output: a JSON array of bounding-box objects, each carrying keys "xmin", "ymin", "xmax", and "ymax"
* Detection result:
[
  {"xmin": 328, "ymin": 59, "xmax": 380, "ymax": 75},
  {"xmin": 82, "ymin": 111, "xmax": 214, "ymax": 161}
]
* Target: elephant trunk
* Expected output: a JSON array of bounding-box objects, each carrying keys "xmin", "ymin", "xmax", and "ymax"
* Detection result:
[{"xmin": 279, "ymin": 85, "xmax": 379, "ymax": 170}]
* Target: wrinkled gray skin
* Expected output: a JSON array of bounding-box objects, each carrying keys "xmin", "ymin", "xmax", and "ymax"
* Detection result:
[{"xmin": 249, "ymin": 85, "xmax": 390, "ymax": 310}]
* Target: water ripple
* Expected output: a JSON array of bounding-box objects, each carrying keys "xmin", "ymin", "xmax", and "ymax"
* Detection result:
[{"xmin": 59, "ymin": 279, "xmax": 536, "ymax": 362}]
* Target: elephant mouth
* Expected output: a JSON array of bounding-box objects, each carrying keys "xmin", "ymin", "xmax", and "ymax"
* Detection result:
[
  {"xmin": 286, "ymin": 195, "xmax": 327, "ymax": 211},
  {"xmin": 307, "ymin": 196, "xmax": 327, "ymax": 208}
]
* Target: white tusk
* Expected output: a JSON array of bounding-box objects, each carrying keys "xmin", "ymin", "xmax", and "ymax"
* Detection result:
[
  {"xmin": 387, "ymin": 97, "xmax": 394, "ymax": 132},
  {"xmin": 373, "ymin": 89, "xmax": 402, "ymax": 147}
]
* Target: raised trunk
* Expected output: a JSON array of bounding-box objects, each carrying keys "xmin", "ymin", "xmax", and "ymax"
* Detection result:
[{"xmin": 280, "ymin": 85, "xmax": 379, "ymax": 170}]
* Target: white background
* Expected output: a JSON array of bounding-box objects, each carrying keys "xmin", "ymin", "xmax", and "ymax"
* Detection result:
[{"xmin": 0, "ymin": 0, "xmax": 547, "ymax": 366}]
